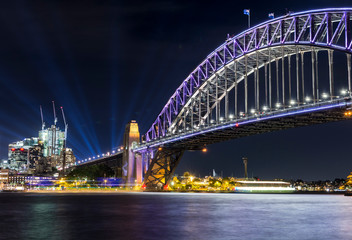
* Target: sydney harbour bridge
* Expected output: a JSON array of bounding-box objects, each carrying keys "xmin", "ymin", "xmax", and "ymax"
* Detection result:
[{"xmin": 76, "ymin": 8, "xmax": 352, "ymax": 190}]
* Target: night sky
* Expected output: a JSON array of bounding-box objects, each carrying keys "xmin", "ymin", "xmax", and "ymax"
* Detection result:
[{"xmin": 0, "ymin": 0, "xmax": 351, "ymax": 181}]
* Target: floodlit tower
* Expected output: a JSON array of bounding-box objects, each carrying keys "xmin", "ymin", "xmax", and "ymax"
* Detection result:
[
  {"xmin": 122, "ymin": 120, "xmax": 142, "ymax": 183},
  {"xmin": 242, "ymin": 157, "xmax": 248, "ymax": 179}
]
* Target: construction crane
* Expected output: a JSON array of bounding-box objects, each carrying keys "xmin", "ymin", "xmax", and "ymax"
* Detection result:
[
  {"xmin": 40, "ymin": 105, "xmax": 45, "ymax": 130},
  {"xmin": 61, "ymin": 106, "xmax": 68, "ymax": 175},
  {"xmin": 60, "ymin": 106, "xmax": 68, "ymax": 148},
  {"xmin": 52, "ymin": 101, "xmax": 57, "ymax": 126}
]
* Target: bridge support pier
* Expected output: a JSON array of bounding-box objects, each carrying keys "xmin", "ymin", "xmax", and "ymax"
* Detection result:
[
  {"xmin": 144, "ymin": 148, "xmax": 184, "ymax": 191},
  {"xmin": 122, "ymin": 120, "xmax": 143, "ymax": 184}
]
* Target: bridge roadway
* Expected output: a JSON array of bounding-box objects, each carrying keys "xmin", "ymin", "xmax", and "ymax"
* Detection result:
[
  {"xmin": 73, "ymin": 152, "xmax": 123, "ymax": 177},
  {"xmin": 134, "ymin": 99, "xmax": 352, "ymax": 151}
]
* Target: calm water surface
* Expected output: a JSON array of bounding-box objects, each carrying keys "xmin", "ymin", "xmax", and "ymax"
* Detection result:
[{"xmin": 0, "ymin": 192, "xmax": 351, "ymax": 240}]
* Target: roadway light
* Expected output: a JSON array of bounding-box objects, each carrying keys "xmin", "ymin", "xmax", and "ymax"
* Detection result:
[
  {"xmin": 202, "ymin": 147, "xmax": 207, "ymax": 153},
  {"xmin": 210, "ymin": 119, "xmax": 215, "ymax": 123},
  {"xmin": 275, "ymin": 103, "xmax": 281, "ymax": 108},
  {"xmin": 344, "ymin": 110, "xmax": 352, "ymax": 116},
  {"xmin": 262, "ymin": 106, "xmax": 268, "ymax": 111},
  {"xmin": 305, "ymin": 96, "xmax": 311, "ymax": 102},
  {"xmin": 341, "ymin": 89, "xmax": 347, "ymax": 95},
  {"xmin": 229, "ymin": 114, "xmax": 234, "ymax": 119},
  {"xmin": 93, "ymin": 157, "xmax": 95, "ymax": 159},
  {"xmin": 250, "ymin": 109, "xmax": 255, "ymax": 114},
  {"xmin": 112, "ymin": 151, "xmax": 115, "ymax": 154},
  {"xmin": 88, "ymin": 158, "xmax": 91, "ymax": 160},
  {"xmin": 102, "ymin": 154, "xmax": 105, "ymax": 156},
  {"xmin": 290, "ymin": 100, "xmax": 296, "ymax": 105}
]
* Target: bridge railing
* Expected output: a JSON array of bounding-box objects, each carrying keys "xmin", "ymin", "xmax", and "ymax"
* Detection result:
[{"xmin": 135, "ymin": 97, "xmax": 352, "ymax": 151}]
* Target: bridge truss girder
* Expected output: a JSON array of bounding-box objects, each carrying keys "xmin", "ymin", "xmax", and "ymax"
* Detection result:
[{"xmin": 157, "ymin": 101, "xmax": 351, "ymax": 150}]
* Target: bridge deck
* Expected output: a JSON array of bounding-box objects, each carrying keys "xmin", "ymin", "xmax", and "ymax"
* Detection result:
[{"xmin": 136, "ymin": 99, "xmax": 352, "ymax": 151}]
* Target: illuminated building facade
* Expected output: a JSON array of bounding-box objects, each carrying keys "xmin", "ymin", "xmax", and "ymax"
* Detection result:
[
  {"xmin": 3, "ymin": 125, "xmax": 73, "ymax": 174},
  {"xmin": 39, "ymin": 125, "xmax": 65, "ymax": 157},
  {"xmin": 7, "ymin": 137, "xmax": 41, "ymax": 173},
  {"xmin": 0, "ymin": 169, "xmax": 9, "ymax": 184}
]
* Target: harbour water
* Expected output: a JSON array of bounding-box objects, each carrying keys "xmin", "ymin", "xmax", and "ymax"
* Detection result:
[{"xmin": 0, "ymin": 192, "xmax": 351, "ymax": 240}]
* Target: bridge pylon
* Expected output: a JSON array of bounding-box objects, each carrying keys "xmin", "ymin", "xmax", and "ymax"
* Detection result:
[{"xmin": 122, "ymin": 120, "xmax": 142, "ymax": 184}]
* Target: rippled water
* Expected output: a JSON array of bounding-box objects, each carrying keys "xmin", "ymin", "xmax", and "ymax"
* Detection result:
[{"xmin": 0, "ymin": 192, "xmax": 351, "ymax": 240}]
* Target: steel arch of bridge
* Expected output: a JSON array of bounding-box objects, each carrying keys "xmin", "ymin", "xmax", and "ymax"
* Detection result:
[
  {"xmin": 135, "ymin": 8, "xmax": 352, "ymax": 190},
  {"xmin": 142, "ymin": 8, "xmax": 352, "ymax": 144}
]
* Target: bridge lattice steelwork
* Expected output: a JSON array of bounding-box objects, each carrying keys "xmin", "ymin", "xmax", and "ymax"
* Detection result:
[{"xmin": 135, "ymin": 8, "xmax": 352, "ymax": 190}]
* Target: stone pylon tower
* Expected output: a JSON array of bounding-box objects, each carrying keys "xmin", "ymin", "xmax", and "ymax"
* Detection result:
[{"xmin": 122, "ymin": 120, "xmax": 142, "ymax": 184}]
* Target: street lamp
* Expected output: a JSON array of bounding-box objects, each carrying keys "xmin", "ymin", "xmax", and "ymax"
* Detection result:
[
  {"xmin": 341, "ymin": 89, "xmax": 348, "ymax": 95},
  {"xmin": 322, "ymin": 93, "xmax": 329, "ymax": 99}
]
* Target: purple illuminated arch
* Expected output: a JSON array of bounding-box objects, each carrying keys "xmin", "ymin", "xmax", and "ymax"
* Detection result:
[{"xmin": 144, "ymin": 8, "xmax": 352, "ymax": 142}]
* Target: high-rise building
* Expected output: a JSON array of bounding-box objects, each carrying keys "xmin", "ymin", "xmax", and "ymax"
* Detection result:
[
  {"xmin": 7, "ymin": 137, "xmax": 41, "ymax": 173},
  {"xmin": 39, "ymin": 125, "xmax": 65, "ymax": 157},
  {"xmin": 4, "ymin": 125, "xmax": 70, "ymax": 174}
]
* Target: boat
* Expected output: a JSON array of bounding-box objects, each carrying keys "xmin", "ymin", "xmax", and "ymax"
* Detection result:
[
  {"xmin": 0, "ymin": 186, "xmax": 25, "ymax": 192},
  {"xmin": 234, "ymin": 180, "xmax": 295, "ymax": 193}
]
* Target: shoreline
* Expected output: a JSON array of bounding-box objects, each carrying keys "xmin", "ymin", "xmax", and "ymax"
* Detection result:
[{"xmin": 0, "ymin": 189, "xmax": 347, "ymax": 195}]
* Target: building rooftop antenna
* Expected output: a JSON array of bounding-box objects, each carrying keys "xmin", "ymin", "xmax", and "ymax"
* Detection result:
[
  {"xmin": 52, "ymin": 101, "xmax": 57, "ymax": 126},
  {"xmin": 40, "ymin": 105, "xmax": 45, "ymax": 130}
]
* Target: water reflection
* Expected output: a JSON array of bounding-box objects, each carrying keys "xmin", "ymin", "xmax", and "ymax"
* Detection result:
[{"xmin": 0, "ymin": 193, "xmax": 351, "ymax": 240}]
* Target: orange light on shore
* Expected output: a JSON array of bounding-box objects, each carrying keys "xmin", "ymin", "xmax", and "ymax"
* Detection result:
[
  {"xmin": 344, "ymin": 111, "xmax": 352, "ymax": 116},
  {"xmin": 202, "ymin": 147, "xmax": 207, "ymax": 153},
  {"xmin": 158, "ymin": 147, "xmax": 163, "ymax": 151}
]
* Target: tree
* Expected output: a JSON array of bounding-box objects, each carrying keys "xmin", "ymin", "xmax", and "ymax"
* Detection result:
[{"xmin": 67, "ymin": 164, "xmax": 115, "ymax": 180}]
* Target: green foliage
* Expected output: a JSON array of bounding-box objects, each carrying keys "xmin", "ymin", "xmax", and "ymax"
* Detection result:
[{"xmin": 67, "ymin": 164, "xmax": 114, "ymax": 180}]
